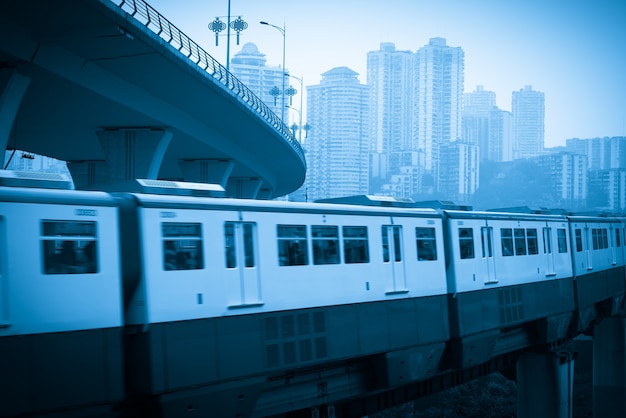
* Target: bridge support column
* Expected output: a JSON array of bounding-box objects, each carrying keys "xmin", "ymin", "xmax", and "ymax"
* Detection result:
[
  {"xmin": 69, "ymin": 128, "xmax": 172, "ymax": 189},
  {"xmin": 593, "ymin": 316, "xmax": 626, "ymax": 418},
  {"xmin": 516, "ymin": 351, "xmax": 575, "ymax": 418},
  {"xmin": 179, "ymin": 159, "xmax": 234, "ymax": 189},
  {"xmin": 0, "ymin": 68, "xmax": 31, "ymax": 167}
]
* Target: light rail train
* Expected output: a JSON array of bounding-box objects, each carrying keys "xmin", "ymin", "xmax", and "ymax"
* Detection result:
[{"xmin": 0, "ymin": 171, "xmax": 624, "ymax": 417}]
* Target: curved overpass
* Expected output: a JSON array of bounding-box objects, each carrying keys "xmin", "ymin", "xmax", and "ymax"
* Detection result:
[{"xmin": 0, "ymin": 0, "xmax": 305, "ymax": 198}]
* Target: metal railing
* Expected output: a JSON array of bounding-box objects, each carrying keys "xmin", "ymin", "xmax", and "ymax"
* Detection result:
[{"xmin": 107, "ymin": 0, "xmax": 305, "ymax": 165}]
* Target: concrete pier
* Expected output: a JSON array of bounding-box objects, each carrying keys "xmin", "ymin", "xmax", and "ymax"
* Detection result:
[
  {"xmin": 517, "ymin": 351, "xmax": 575, "ymax": 418},
  {"xmin": 593, "ymin": 316, "xmax": 626, "ymax": 418}
]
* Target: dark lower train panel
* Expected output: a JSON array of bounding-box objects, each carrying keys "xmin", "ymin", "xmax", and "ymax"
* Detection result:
[
  {"xmin": 0, "ymin": 328, "xmax": 124, "ymax": 417},
  {"xmin": 570, "ymin": 266, "xmax": 626, "ymax": 334},
  {"xmin": 448, "ymin": 278, "xmax": 576, "ymax": 368},
  {"xmin": 124, "ymin": 295, "xmax": 450, "ymax": 416}
]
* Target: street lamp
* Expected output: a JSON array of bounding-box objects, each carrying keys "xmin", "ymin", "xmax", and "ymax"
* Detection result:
[
  {"xmin": 260, "ymin": 20, "xmax": 286, "ymax": 123},
  {"xmin": 285, "ymin": 73, "xmax": 304, "ymax": 143}
]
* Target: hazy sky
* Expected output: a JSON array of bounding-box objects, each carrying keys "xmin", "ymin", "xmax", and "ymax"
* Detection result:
[{"xmin": 147, "ymin": 0, "xmax": 625, "ymax": 147}]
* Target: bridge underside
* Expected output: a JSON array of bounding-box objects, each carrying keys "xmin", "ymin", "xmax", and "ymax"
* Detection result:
[{"xmin": 0, "ymin": 0, "xmax": 306, "ymax": 198}]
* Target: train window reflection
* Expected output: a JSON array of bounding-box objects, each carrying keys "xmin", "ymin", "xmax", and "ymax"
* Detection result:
[
  {"xmin": 459, "ymin": 228, "xmax": 474, "ymax": 259},
  {"xmin": 312, "ymin": 226, "xmax": 340, "ymax": 265},
  {"xmin": 527, "ymin": 229, "xmax": 538, "ymax": 255},
  {"xmin": 343, "ymin": 226, "xmax": 369, "ymax": 264},
  {"xmin": 575, "ymin": 229, "xmax": 583, "ymax": 252},
  {"xmin": 277, "ymin": 225, "xmax": 308, "ymax": 266},
  {"xmin": 162, "ymin": 222, "xmax": 203, "ymax": 271},
  {"xmin": 41, "ymin": 220, "xmax": 98, "ymax": 274},
  {"xmin": 501, "ymin": 228, "xmax": 514, "ymax": 257},
  {"xmin": 416, "ymin": 227, "xmax": 437, "ymax": 261},
  {"xmin": 557, "ymin": 229, "xmax": 568, "ymax": 253}
]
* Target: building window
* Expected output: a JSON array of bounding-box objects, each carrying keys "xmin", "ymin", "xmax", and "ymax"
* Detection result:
[
  {"xmin": 162, "ymin": 223, "xmax": 203, "ymax": 271},
  {"xmin": 343, "ymin": 226, "xmax": 369, "ymax": 264},
  {"xmin": 278, "ymin": 225, "xmax": 308, "ymax": 266},
  {"xmin": 42, "ymin": 220, "xmax": 98, "ymax": 274}
]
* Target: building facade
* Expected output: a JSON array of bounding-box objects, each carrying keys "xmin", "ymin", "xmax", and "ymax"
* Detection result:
[
  {"xmin": 230, "ymin": 42, "xmax": 289, "ymax": 122},
  {"xmin": 301, "ymin": 67, "xmax": 370, "ymax": 201},
  {"xmin": 414, "ymin": 37, "xmax": 465, "ymax": 174},
  {"xmin": 512, "ymin": 85, "xmax": 545, "ymax": 159}
]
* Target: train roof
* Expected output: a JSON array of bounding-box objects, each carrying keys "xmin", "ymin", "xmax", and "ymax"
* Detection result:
[{"xmin": 129, "ymin": 192, "xmax": 443, "ymax": 218}]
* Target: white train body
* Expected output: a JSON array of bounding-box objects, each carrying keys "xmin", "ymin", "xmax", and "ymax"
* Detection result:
[{"xmin": 0, "ymin": 177, "xmax": 623, "ymax": 417}]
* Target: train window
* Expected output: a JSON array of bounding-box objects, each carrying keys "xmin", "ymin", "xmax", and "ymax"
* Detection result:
[
  {"xmin": 557, "ymin": 229, "xmax": 568, "ymax": 253},
  {"xmin": 416, "ymin": 227, "xmax": 437, "ymax": 261},
  {"xmin": 527, "ymin": 229, "xmax": 538, "ymax": 255},
  {"xmin": 616, "ymin": 229, "xmax": 622, "ymax": 248},
  {"xmin": 312, "ymin": 226, "xmax": 340, "ymax": 265},
  {"xmin": 575, "ymin": 229, "xmax": 583, "ymax": 252},
  {"xmin": 41, "ymin": 220, "xmax": 98, "ymax": 274},
  {"xmin": 224, "ymin": 222, "xmax": 256, "ymax": 268},
  {"xmin": 277, "ymin": 225, "xmax": 308, "ymax": 266},
  {"xmin": 514, "ymin": 228, "xmax": 527, "ymax": 256},
  {"xmin": 543, "ymin": 227, "xmax": 552, "ymax": 254},
  {"xmin": 343, "ymin": 226, "xmax": 369, "ymax": 264},
  {"xmin": 592, "ymin": 228, "xmax": 609, "ymax": 250},
  {"xmin": 382, "ymin": 226, "xmax": 403, "ymax": 262},
  {"xmin": 501, "ymin": 228, "xmax": 514, "ymax": 257},
  {"xmin": 224, "ymin": 223, "xmax": 237, "ymax": 268},
  {"xmin": 458, "ymin": 228, "xmax": 475, "ymax": 259},
  {"xmin": 162, "ymin": 223, "xmax": 204, "ymax": 271},
  {"xmin": 481, "ymin": 226, "xmax": 493, "ymax": 258}
]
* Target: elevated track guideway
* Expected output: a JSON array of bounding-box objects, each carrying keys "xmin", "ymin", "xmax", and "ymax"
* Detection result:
[{"xmin": 0, "ymin": 0, "xmax": 305, "ymax": 199}]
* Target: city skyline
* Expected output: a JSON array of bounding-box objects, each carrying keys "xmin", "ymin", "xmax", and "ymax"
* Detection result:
[{"xmin": 147, "ymin": 0, "xmax": 625, "ymax": 148}]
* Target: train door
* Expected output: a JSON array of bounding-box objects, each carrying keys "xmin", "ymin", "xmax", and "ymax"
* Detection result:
[
  {"xmin": 381, "ymin": 225, "xmax": 407, "ymax": 293},
  {"xmin": 480, "ymin": 225, "xmax": 496, "ymax": 284},
  {"xmin": 224, "ymin": 221, "xmax": 262, "ymax": 307},
  {"xmin": 543, "ymin": 226, "xmax": 556, "ymax": 276}
]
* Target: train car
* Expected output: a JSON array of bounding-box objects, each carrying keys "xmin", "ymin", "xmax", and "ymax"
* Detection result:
[
  {"xmin": 440, "ymin": 207, "xmax": 576, "ymax": 368},
  {"xmin": 119, "ymin": 191, "xmax": 451, "ymax": 416},
  {"xmin": 566, "ymin": 214, "xmax": 626, "ymax": 333},
  {"xmin": 0, "ymin": 172, "xmax": 124, "ymax": 417}
]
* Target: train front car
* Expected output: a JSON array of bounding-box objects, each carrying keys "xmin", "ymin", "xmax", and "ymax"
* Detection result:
[
  {"xmin": 0, "ymin": 173, "xmax": 124, "ymax": 417},
  {"xmin": 566, "ymin": 214, "xmax": 626, "ymax": 334},
  {"xmin": 120, "ymin": 192, "xmax": 450, "ymax": 417},
  {"xmin": 442, "ymin": 208, "xmax": 575, "ymax": 369}
]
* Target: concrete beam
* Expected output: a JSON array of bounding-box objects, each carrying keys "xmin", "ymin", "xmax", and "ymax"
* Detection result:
[
  {"xmin": 179, "ymin": 159, "xmax": 235, "ymax": 188},
  {"xmin": 226, "ymin": 178, "xmax": 263, "ymax": 199}
]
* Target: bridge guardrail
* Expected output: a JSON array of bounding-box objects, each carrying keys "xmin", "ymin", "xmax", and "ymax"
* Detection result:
[{"xmin": 109, "ymin": 0, "xmax": 305, "ymax": 165}]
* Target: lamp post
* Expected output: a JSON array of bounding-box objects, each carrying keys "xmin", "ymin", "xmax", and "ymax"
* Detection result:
[
  {"xmin": 208, "ymin": 0, "xmax": 248, "ymax": 70},
  {"xmin": 285, "ymin": 73, "xmax": 304, "ymax": 143},
  {"xmin": 260, "ymin": 20, "xmax": 286, "ymax": 123}
]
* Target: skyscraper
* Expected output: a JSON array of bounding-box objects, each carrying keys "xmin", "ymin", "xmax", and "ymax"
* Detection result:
[
  {"xmin": 230, "ymin": 42, "xmax": 287, "ymax": 121},
  {"xmin": 367, "ymin": 43, "xmax": 414, "ymax": 154},
  {"xmin": 512, "ymin": 85, "xmax": 545, "ymax": 159},
  {"xmin": 414, "ymin": 37, "xmax": 465, "ymax": 175},
  {"xmin": 303, "ymin": 67, "xmax": 370, "ymax": 201}
]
